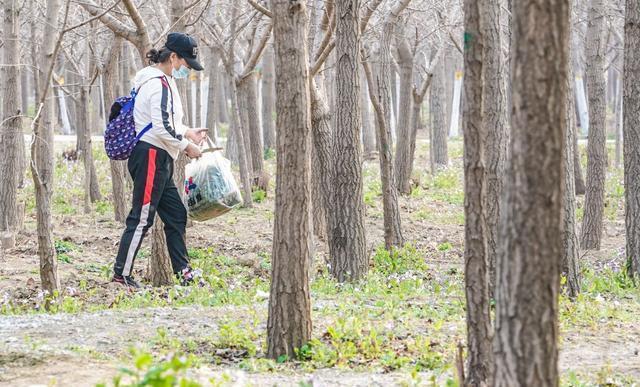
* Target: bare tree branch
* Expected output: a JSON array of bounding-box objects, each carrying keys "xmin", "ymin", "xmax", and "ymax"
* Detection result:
[
  {"xmin": 247, "ymin": 0, "xmax": 272, "ymax": 18},
  {"xmin": 239, "ymin": 23, "xmax": 273, "ymax": 80},
  {"xmin": 63, "ymin": 0, "xmax": 122, "ymax": 34}
]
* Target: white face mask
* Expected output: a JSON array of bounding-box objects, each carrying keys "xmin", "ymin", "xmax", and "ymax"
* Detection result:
[{"xmin": 172, "ymin": 64, "xmax": 190, "ymax": 79}]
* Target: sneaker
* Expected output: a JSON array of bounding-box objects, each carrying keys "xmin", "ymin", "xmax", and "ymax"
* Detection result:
[
  {"xmin": 177, "ymin": 266, "xmax": 204, "ymax": 286},
  {"xmin": 112, "ymin": 274, "xmax": 142, "ymax": 289}
]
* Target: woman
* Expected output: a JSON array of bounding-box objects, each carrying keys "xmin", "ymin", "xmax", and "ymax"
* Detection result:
[{"xmin": 112, "ymin": 32, "xmax": 207, "ymax": 288}]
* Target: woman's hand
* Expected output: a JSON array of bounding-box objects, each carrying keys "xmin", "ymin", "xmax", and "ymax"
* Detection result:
[
  {"xmin": 185, "ymin": 128, "xmax": 208, "ymax": 145},
  {"xmin": 185, "ymin": 143, "xmax": 203, "ymax": 159}
]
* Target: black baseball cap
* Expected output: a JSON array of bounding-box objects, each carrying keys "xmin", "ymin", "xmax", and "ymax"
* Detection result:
[{"xmin": 165, "ymin": 32, "xmax": 203, "ymax": 71}]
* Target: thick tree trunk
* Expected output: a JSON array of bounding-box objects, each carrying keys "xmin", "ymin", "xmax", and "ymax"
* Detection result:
[
  {"xmin": 430, "ymin": 60, "xmax": 448, "ymax": 174},
  {"xmin": 262, "ymin": 46, "xmax": 276, "ymax": 151},
  {"xmin": 0, "ymin": 1, "xmax": 22, "ymax": 236},
  {"xmin": 33, "ymin": 0, "xmax": 64, "ymax": 302},
  {"xmin": 393, "ymin": 35, "xmax": 415, "ymax": 194},
  {"xmin": 461, "ymin": 2, "xmax": 493, "ymax": 385},
  {"xmin": 328, "ymin": 0, "xmax": 367, "ymax": 282},
  {"xmin": 494, "ymin": 0, "xmax": 569, "ymax": 385},
  {"xmin": 267, "ymin": 0, "xmax": 313, "ymax": 360},
  {"xmin": 580, "ymin": 0, "xmax": 607, "ymax": 250},
  {"xmin": 480, "ymin": 0, "xmax": 509, "ymax": 297},
  {"xmin": 624, "ymin": 0, "xmax": 640, "ymax": 277}
]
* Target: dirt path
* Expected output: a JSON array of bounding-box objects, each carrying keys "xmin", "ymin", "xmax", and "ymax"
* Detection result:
[{"xmin": 1, "ymin": 305, "xmax": 638, "ymax": 386}]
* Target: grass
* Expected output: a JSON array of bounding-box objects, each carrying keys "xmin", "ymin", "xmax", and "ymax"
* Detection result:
[{"xmin": 4, "ymin": 139, "xmax": 639, "ymax": 386}]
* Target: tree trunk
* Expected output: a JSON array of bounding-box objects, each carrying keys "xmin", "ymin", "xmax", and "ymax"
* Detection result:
[
  {"xmin": 328, "ymin": 0, "xmax": 367, "ymax": 282},
  {"xmin": 262, "ymin": 46, "xmax": 276, "ymax": 151},
  {"xmin": 393, "ymin": 34, "xmax": 415, "ymax": 194},
  {"xmin": 0, "ymin": 1, "xmax": 22, "ymax": 237},
  {"xmin": 228, "ymin": 75, "xmax": 254, "ymax": 208},
  {"xmin": 33, "ymin": 0, "xmax": 64, "ymax": 302},
  {"xmin": 480, "ymin": 0, "xmax": 509, "ymax": 297},
  {"xmin": 237, "ymin": 79, "xmax": 255, "ymax": 177},
  {"xmin": 206, "ymin": 47, "xmax": 220, "ymax": 141},
  {"xmin": 310, "ymin": 83, "xmax": 332, "ymax": 241},
  {"xmin": 242, "ymin": 73, "xmax": 264, "ymax": 173},
  {"xmin": 461, "ymin": 2, "xmax": 493, "ymax": 385},
  {"xmin": 267, "ymin": 0, "xmax": 313, "ymax": 360},
  {"xmin": 562, "ymin": 4, "xmax": 581, "ymax": 297},
  {"xmin": 21, "ymin": 63, "xmax": 29, "ymax": 117},
  {"xmin": 494, "ymin": 0, "xmax": 569, "ymax": 384},
  {"xmin": 574, "ymin": 128, "xmax": 586, "ymax": 194},
  {"xmin": 104, "ymin": 38, "xmax": 129, "ymax": 223},
  {"xmin": 195, "ymin": 72, "xmax": 202, "ymax": 127},
  {"xmin": 217, "ymin": 72, "xmax": 229, "ymax": 124},
  {"xmin": 430, "ymin": 60, "xmax": 448, "ymax": 174},
  {"xmin": 580, "ymin": 0, "xmax": 607, "ymax": 250},
  {"xmin": 78, "ymin": 86, "xmax": 95, "ymax": 214},
  {"xmin": 361, "ymin": 69, "xmax": 376, "ymax": 159},
  {"xmin": 615, "ymin": 73, "xmax": 622, "ymax": 169},
  {"xmin": 363, "ymin": 2, "xmax": 410, "ymax": 250},
  {"xmin": 624, "ymin": 0, "xmax": 640, "ymax": 277}
]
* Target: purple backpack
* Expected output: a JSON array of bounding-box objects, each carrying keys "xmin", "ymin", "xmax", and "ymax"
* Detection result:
[{"xmin": 104, "ymin": 76, "xmax": 164, "ymax": 160}]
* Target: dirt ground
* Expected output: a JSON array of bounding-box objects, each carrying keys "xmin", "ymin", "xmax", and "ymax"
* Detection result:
[{"xmin": 1, "ymin": 139, "xmax": 639, "ymax": 386}]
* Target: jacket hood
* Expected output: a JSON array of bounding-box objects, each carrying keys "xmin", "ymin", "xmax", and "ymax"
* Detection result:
[{"xmin": 133, "ymin": 66, "xmax": 168, "ymax": 90}]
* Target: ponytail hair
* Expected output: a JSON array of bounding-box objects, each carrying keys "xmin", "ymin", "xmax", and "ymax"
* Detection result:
[{"xmin": 146, "ymin": 47, "xmax": 173, "ymax": 65}]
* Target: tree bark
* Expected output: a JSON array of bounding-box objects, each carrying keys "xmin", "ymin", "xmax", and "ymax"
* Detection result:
[
  {"xmin": 461, "ymin": 2, "xmax": 493, "ymax": 385},
  {"xmin": 267, "ymin": 0, "xmax": 313, "ymax": 360},
  {"xmin": 237, "ymin": 79, "xmax": 255, "ymax": 177},
  {"xmin": 0, "ymin": 0, "xmax": 22, "ymax": 235},
  {"xmin": 479, "ymin": 0, "xmax": 509, "ymax": 297},
  {"xmin": 104, "ymin": 38, "xmax": 129, "ymax": 223},
  {"xmin": 328, "ymin": 0, "xmax": 367, "ymax": 282},
  {"xmin": 624, "ymin": 0, "xmax": 640, "ymax": 277},
  {"xmin": 562, "ymin": 5, "xmax": 581, "ymax": 297},
  {"xmin": 262, "ymin": 46, "xmax": 276, "ymax": 151},
  {"xmin": 241, "ymin": 73, "xmax": 264, "ymax": 173},
  {"xmin": 33, "ymin": 0, "xmax": 65, "ymax": 301},
  {"xmin": 228, "ymin": 75, "xmax": 254, "ymax": 208},
  {"xmin": 206, "ymin": 47, "xmax": 220, "ymax": 140},
  {"xmin": 310, "ymin": 83, "xmax": 332, "ymax": 241},
  {"xmin": 361, "ymin": 68, "xmax": 376, "ymax": 159},
  {"xmin": 615, "ymin": 74, "xmax": 622, "ymax": 169},
  {"xmin": 364, "ymin": 1, "xmax": 410, "ymax": 250},
  {"xmin": 393, "ymin": 33, "xmax": 415, "ymax": 194},
  {"xmin": 493, "ymin": 0, "xmax": 569, "ymax": 384},
  {"xmin": 217, "ymin": 72, "xmax": 229, "ymax": 124},
  {"xmin": 580, "ymin": 0, "xmax": 607, "ymax": 250},
  {"xmin": 574, "ymin": 127, "xmax": 586, "ymax": 195},
  {"xmin": 430, "ymin": 60, "xmax": 448, "ymax": 174}
]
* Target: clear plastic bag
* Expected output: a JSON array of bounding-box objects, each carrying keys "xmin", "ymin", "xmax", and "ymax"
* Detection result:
[{"xmin": 184, "ymin": 144, "xmax": 242, "ymax": 221}]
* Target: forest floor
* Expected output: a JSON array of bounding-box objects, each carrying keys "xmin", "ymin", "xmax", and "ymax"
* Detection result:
[{"xmin": 1, "ymin": 138, "xmax": 639, "ymax": 386}]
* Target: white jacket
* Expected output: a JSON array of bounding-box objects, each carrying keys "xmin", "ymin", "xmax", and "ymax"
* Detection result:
[{"xmin": 132, "ymin": 66, "xmax": 190, "ymax": 160}]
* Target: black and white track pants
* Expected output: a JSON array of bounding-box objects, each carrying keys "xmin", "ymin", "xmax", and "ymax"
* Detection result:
[{"xmin": 114, "ymin": 141, "xmax": 189, "ymax": 277}]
